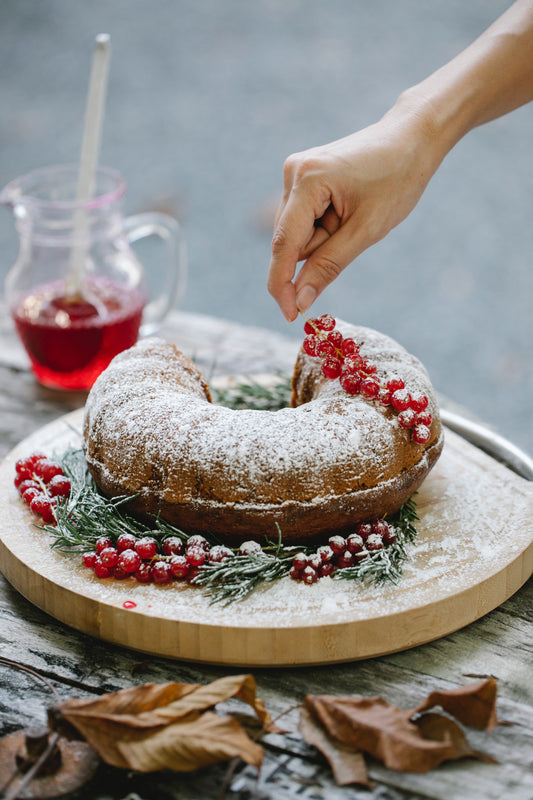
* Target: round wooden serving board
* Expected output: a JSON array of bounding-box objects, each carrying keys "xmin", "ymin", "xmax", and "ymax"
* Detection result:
[{"xmin": 0, "ymin": 409, "xmax": 532, "ymax": 667}]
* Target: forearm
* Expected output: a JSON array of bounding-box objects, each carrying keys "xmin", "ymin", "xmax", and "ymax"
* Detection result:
[{"xmin": 394, "ymin": 0, "xmax": 533, "ymax": 165}]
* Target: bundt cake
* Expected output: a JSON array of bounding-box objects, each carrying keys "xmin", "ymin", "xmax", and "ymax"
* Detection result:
[{"xmin": 83, "ymin": 321, "xmax": 443, "ymax": 544}]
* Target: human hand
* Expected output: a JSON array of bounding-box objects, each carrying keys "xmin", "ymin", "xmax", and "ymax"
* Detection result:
[{"xmin": 267, "ymin": 105, "xmax": 440, "ymax": 322}]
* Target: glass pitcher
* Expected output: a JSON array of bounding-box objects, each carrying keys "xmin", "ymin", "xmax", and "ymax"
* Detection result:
[{"xmin": 1, "ymin": 163, "xmax": 186, "ymax": 390}]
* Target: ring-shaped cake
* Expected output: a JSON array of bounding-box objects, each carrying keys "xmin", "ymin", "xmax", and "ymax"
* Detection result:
[{"xmin": 83, "ymin": 322, "xmax": 443, "ymax": 544}]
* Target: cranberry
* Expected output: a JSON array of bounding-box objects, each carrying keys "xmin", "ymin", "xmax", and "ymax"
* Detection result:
[
  {"xmin": 412, "ymin": 424, "xmax": 431, "ymax": 444},
  {"xmin": 152, "ymin": 561, "xmax": 173, "ymax": 585},
  {"xmin": 379, "ymin": 389, "xmax": 392, "ymax": 406},
  {"xmin": 94, "ymin": 558, "xmax": 112, "ymax": 579},
  {"xmin": 316, "ymin": 314, "xmax": 336, "ymax": 331},
  {"xmin": 340, "ymin": 338, "xmax": 358, "ymax": 357},
  {"xmin": 82, "ymin": 551, "xmax": 98, "ymax": 569},
  {"xmin": 95, "ymin": 535, "xmax": 113, "ymax": 554},
  {"xmin": 135, "ymin": 537, "xmax": 159, "ymax": 560},
  {"xmin": 187, "ymin": 535, "xmax": 209, "ymax": 551},
  {"xmin": 162, "ymin": 536, "xmax": 184, "ymax": 556},
  {"xmin": 340, "ymin": 373, "xmax": 361, "ymax": 395},
  {"xmin": 398, "ymin": 409, "xmax": 417, "ymax": 429},
  {"xmin": 116, "ymin": 533, "xmax": 138, "ymax": 553},
  {"xmin": 112, "ymin": 565, "xmax": 129, "ymax": 580},
  {"xmin": 208, "ymin": 545, "xmax": 233, "ymax": 563},
  {"xmin": 316, "ymin": 545, "xmax": 334, "ymax": 563},
  {"xmin": 327, "ymin": 330, "xmax": 343, "ymax": 349},
  {"xmin": 18, "ymin": 479, "xmax": 39, "ymax": 496},
  {"xmin": 100, "ymin": 547, "xmax": 119, "ymax": 568},
  {"xmin": 134, "ymin": 562, "xmax": 153, "ymax": 583},
  {"xmin": 328, "ymin": 535, "xmax": 346, "ymax": 556},
  {"xmin": 382, "ymin": 524, "xmax": 397, "ymax": 545},
  {"xmin": 239, "ymin": 540, "xmax": 262, "ymax": 556},
  {"xmin": 30, "ymin": 494, "xmax": 55, "ymax": 524},
  {"xmin": 292, "ymin": 552, "xmax": 308, "ymax": 570},
  {"xmin": 366, "ymin": 533, "xmax": 383, "ymax": 551},
  {"xmin": 169, "ymin": 555, "xmax": 190, "ymax": 578},
  {"xmin": 33, "ymin": 459, "xmax": 63, "ymax": 483},
  {"xmin": 117, "ymin": 549, "xmax": 142, "ymax": 574},
  {"xmin": 391, "ymin": 388, "xmax": 411, "ymax": 411},
  {"xmin": 302, "ymin": 566, "xmax": 318, "ymax": 584},
  {"xmin": 48, "ymin": 475, "xmax": 71, "ymax": 497},
  {"xmin": 319, "ymin": 562, "xmax": 335, "ymax": 578},
  {"xmin": 337, "ymin": 551, "xmax": 355, "ymax": 569},
  {"xmin": 321, "ymin": 358, "xmax": 342, "ymax": 380},
  {"xmin": 289, "ymin": 566, "xmax": 302, "ymax": 581},
  {"xmin": 371, "ymin": 519, "xmax": 389, "ymax": 538},
  {"xmin": 387, "ymin": 376, "xmax": 405, "ymax": 393},
  {"xmin": 186, "ymin": 546, "xmax": 206, "ymax": 567},
  {"xmin": 410, "ymin": 392, "xmax": 429, "ymax": 413},
  {"xmin": 14, "ymin": 468, "xmax": 33, "ymax": 487},
  {"xmin": 303, "ymin": 335, "xmax": 318, "ymax": 356},
  {"xmin": 346, "ymin": 533, "xmax": 364, "ymax": 554},
  {"xmin": 355, "ymin": 523, "xmax": 372, "ymax": 540}
]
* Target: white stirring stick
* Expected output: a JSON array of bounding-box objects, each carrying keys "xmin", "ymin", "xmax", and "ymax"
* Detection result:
[{"xmin": 66, "ymin": 33, "xmax": 111, "ymax": 298}]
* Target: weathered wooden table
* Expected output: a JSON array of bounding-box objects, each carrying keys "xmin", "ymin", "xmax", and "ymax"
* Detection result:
[{"xmin": 0, "ymin": 310, "xmax": 532, "ymax": 800}]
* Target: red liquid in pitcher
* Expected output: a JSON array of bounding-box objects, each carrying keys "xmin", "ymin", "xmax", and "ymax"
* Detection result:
[{"xmin": 12, "ymin": 278, "xmax": 145, "ymax": 390}]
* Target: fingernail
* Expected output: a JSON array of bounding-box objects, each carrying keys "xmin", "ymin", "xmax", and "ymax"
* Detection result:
[{"xmin": 296, "ymin": 285, "xmax": 317, "ymax": 313}]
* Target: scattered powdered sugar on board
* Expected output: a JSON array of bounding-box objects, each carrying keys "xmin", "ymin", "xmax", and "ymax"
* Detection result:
[{"xmin": 0, "ymin": 410, "xmax": 531, "ymax": 641}]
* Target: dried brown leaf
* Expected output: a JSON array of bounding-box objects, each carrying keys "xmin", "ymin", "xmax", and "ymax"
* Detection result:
[
  {"xmin": 303, "ymin": 692, "xmax": 494, "ymax": 775},
  {"xmin": 49, "ymin": 675, "xmax": 268, "ymax": 773},
  {"xmin": 299, "ymin": 705, "xmax": 371, "ymax": 787},
  {"xmin": 413, "ymin": 678, "xmax": 499, "ymax": 732},
  {"xmin": 414, "ymin": 712, "xmax": 497, "ymax": 765}
]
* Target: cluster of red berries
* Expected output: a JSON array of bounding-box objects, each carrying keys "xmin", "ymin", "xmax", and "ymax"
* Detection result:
[
  {"xmin": 14, "ymin": 451, "xmax": 71, "ymax": 524},
  {"xmin": 289, "ymin": 519, "xmax": 397, "ymax": 584},
  {"xmin": 81, "ymin": 533, "xmax": 262, "ymax": 585},
  {"xmin": 302, "ymin": 314, "xmax": 432, "ymax": 444}
]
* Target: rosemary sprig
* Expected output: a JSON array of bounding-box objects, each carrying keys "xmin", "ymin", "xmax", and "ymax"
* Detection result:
[{"xmin": 210, "ymin": 372, "xmax": 292, "ymax": 410}]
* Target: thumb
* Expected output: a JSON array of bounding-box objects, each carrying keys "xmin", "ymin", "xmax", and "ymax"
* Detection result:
[{"xmin": 293, "ymin": 222, "xmax": 366, "ymax": 312}]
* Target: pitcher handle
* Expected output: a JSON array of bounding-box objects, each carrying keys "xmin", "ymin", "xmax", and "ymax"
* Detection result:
[{"xmin": 123, "ymin": 212, "xmax": 187, "ymax": 337}]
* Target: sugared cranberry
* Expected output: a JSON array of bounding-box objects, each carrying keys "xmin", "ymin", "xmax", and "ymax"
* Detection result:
[
  {"xmin": 186, "ymin": 546, "xmax": 207, "ymax": 567},
  {"xmin": 29, "ymin": 494, "xmax": 55, "ymax": 523},
  {"xmin": 382, "ymin": 524, "xmax": 397, "ymax": 545},
  {"xmin": 337, "ymin": 551, "xmax": 355, "ymax": 569},
  {"xmin": 82, "ymin": 551, "xmax": 97, "ymax": 569},
  {"xmin": 361, "ymin": 378, "xmax": 380, "ymax": 399},
  {"xmin": 414, "ymin": 411, "xmax": 432, "ymax": 428},
  {"xmin": 116, "ymin": 533, "xmax": 138, "ymax": 553},
  {"xmin": 161, "ymin": 536, "xmax": 184, "ymax": 556},
  {"xmin": 187, "ymin": 535, "xmax": 209, "ymax": 551},
  {"xmin": 112, "ymin": 565, "xmax": 129, "ymax": 580},
  {"xmin": 22, "ymin": 486, "xmax": 41, "ymax": 505},
  {"xmin": 48, "ymin": 474, "xmax": 71, "ymax": 497},
  {"xmin": 372, "ymin": 519, "xmax": 389, "ymax": 538},
  {"xmin": 318, "ymin": 562, "xmax": 335, "ymax": 578},
  {"xmin": 366, "ymin": 533, "xmax": 383, "ymax": 551},
  {"xmin": 412, "ymin": 424, "xmax": 431, "ymax": 444},
  {"xmin": 327, "ymin": 330, "xmax": 343, "ymax": 349},
  {"xmin": 304, "ymin": 318, "xmax": 319, "ymax": 335},
  {"xmin": 100, "ymin": 547, "xmax": 119, "ymax": 568},
  {"xmin": 387, "ymin": 376, "xmax": 405, "ymax": 393},
  {"xmin": 239, "ymin": 540, "xmax": 262, "ymax": 556},
  {"xmin": 95, "ymin": 535, "xmax": 113, "ymax": 554},
  {"xmin": 321, "ymin": 358, "xmax": 342, "ymax": 380},
  {"xmin": 316, "ymin": 340, "xmax": 336, "ymax": 359},
  {"xmin": 391, "ymin": 389, "xmax": 411, "ymax": 411},
  {"xmin": 292, "ymin": 552, "xmax": 308, "ymax": 570},
  {"xmin": 169, "ymin": 555, "xmax": 190, "ymax": 578},
  {"xmin": 316, "ymin": 545, "xmax": 334, "ymax": 563},
  {"xmin": 208, "ymin": 545, "xmax": 234, "ymax": 563},
  {"xmin": 303, "ymin": 335, "xmax": 318, "ymax": 356},
  {"xmin": 398, "ymin": 409, "xmax": 417, "ymax": 429},
  {"xmin": 33, "ymin": 459, "xmax": 63, "ymax": 483},
  {"xmin": 340, "ymin": 373, "xmax": 361, "ymax": 395},
  {"xmin": 316, "ymin": 314, "xmax": 336, "ymax": 331},
  {"xmin": 346, "ymin": 533, "xmax": 365, "ymax": 554},
  {"xmin": 289, "ymin": 566, "xmax": 302, "ymax": 581},
  {"xmin": 410, "ymin": 392, "xmax": 429, "ymax": 413},
  {"xmin": 340, "ymin": 338, "xmax": 358, "ymax": 357},
  {"xmin": 117, "ymin": 549, "xmax": 142, "ymax": 574},
  {"xmin": 355, "ymin": 523, "xmax": 372, "ymax": 540},
  {"xmin": 302, "ymin": 565, "xmax": 318, "ymax": 584},
  {"xmin": 152, "ymin": 561, "xmax": 173, "ymax": 585},
  {"xmin": 135, "ymin": 562, "xmax": 153, "ymax": 583},
  {"xmin": 135, "ymin": 537, "xmax": 159, "ymax": 560},
  {"xmin": 94, "ymin": 558, "xmax": 112, "ymax": 579},
  {"xmin": 328, "ymin": 535, "xmax": 346, "ymax": 556}
]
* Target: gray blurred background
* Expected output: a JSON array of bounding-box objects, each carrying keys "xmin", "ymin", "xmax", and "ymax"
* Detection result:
[{"xmin": 1, "ymin": 0, "xmax": 532, "ymax": 454}]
